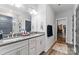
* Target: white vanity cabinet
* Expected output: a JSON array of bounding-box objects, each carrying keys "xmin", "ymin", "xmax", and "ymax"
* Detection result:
[
  {"xmin": 0, "ymin": 34, "xmax": 45, "ymax": 55},
  {"xmin": 28, "ymin": 35, "xmax": 45, "ymax": 55}
]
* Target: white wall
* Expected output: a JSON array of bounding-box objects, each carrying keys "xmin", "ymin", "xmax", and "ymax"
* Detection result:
[
  {"xmin": 45, "ymin": 5, "xmax": 57, "ymax": 51},
  {"xmin": 57, "ymin": 19, "xmax": 66, "ymax": 25},
  {"xmin": 31, "ymin": 5, "xmax": 57, "ymax": 52},
  {"xmin": 74, "ymin": 4, "xmax": 78, "ymax": 53},
  {"xmin": 56, "ymin": 9, "xmax": 74, "ymax": 44},
  {"xmin": 31, "ymin": 5, "xmax": 46, "ymax": 32}
]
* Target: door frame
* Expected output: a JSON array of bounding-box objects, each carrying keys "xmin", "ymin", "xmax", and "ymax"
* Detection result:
[
  {"xmin": 74, "ymin": 4, "xmax": 79, "ymax": 53},
  {"xmin": 56, "ymin": 17, "xmax": 67, "ymax": 43}
]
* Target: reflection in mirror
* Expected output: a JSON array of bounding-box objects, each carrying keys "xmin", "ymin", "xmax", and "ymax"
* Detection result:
[
  {"xmin": 0, "ymin": 15, "xmax": 13, "ymax": 38},
  {"xmin": 25, "ymin": 20, "xmax": 31, "ymax": 32},
  {"xmin": 0, "ymin": 14, "xmax": 32, "ymax": 39}
]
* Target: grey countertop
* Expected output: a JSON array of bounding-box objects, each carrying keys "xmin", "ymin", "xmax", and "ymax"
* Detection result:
[{"xmin": 0, "ymin": 32, "xmax": 45, "ymax": 46}]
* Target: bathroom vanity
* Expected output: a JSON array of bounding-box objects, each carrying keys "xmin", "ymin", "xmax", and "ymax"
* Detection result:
[
  {"xmin": 0, "ymin": 8, "xmax": 45, "ymax": 55},
  {"xmin": 0, "ymin": 32, "xmax": 45, "ymax": 55}
]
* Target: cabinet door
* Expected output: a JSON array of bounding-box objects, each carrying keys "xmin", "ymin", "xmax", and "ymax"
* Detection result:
[
  {"xmin": 4, "ymin": 48, "xmax": 22, "ymax": 55},
  {"xmin": 40, "ymin": 36, "xmax": 45, "ymax": 52},
  {"xmin": 29, "ymin": 38, "xmax": 36, "ymax": 55},
  {"xmin": 36, "ymin": 35, "xmax": 45, "ymax": 55},
  {"xmin": 36, "ymin": 37, "xmax": 42, "ymax": 55},
  {"xmin": 29, "ymin": 47, "xmax": 36, "ymax": 55},
  {"xmin": 20, "ymin": 46, "xmax": 28, "ymax": 55},
  {"xmin": 5, "ymin": 46, "xmax": 28, "ymax": 55}
]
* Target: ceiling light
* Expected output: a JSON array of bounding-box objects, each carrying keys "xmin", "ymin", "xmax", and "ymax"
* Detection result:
[
  {"xmin": 15, "ymin": 4, "xmax": 22, "ymax": 8},
  {"xmin": 30, "ymin": 9, "xmax": 38, "ymax": 15}
]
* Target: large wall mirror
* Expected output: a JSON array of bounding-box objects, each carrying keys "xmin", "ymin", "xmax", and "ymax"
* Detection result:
[
  {"xmin": 0, "ymin": 13, "xmax": 32, "ymax": 38},
  {"xmin": 0, "ymin": 15, "xmax": 13, "ymax": 38},
  {"xmin": 0, "ymin": 15, "xmax": 13, "ymax": 34}
]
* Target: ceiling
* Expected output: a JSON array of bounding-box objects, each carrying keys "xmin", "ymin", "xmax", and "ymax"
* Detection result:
[
  {"xmin": 23, "ymin": 4, "xmax": 38, "ymax": 10},
  {"xmin": 0, "ymin": 4, "xmax": 38, "ymax": 16},
  {"xmin": 50, "ymin": 4, "xmax": 75, "ymax": 14},
  {"xmin": 0, "ymin": 4, "xmax": 75, "ymax": 15}
]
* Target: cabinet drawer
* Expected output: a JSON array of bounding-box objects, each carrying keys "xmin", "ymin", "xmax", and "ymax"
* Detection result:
[{"xmin": 3, "ymin": 45, "xmax": 28, "ymax": 55}]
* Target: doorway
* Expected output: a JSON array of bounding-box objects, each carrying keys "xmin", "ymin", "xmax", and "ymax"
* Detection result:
[{"xmin": 57, "ymin": 17, "xmax": 67, "ymax": 43}]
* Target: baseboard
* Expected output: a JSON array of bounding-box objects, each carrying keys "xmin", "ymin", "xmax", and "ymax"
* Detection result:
[
  {"xmin": 66, "ymin": 43, "xmax": 74, "ymax": 46},
  {"xmin": 40, "ymin": 51, "xmax": 46, "ymax": 55},
  {"xmin": 47, "ymin": 39, "xmax": 57, "ymax": 55},
  {"xmin": 66, "ymin": 41, "xmax": 73, "ymax": 45}
]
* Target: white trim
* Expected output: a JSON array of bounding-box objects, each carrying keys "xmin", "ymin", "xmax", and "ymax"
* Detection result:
[
  {"xmin": 56, "ymin": 17, "xmax": 67, "ymax": 20},
  {"xmin": 74, "ymin": 4, "xmax": 78, "ymax": 53},
  {"xmin": 56, "ymin": 17, "xmax": 67, "ymax": 43}
]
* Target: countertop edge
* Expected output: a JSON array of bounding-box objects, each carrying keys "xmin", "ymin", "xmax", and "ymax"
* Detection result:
[{"xmin": 0, "ymin": 33, "xmax": 45, "ymax": 47}]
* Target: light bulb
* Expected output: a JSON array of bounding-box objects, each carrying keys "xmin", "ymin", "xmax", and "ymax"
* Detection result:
[
  {"xmin": 30, "ymin": 9, "xmax": 38, "ymax": 15},
  {"xmin": 15, "ymin": 4, "xmax": 22, "ymax": 8}
]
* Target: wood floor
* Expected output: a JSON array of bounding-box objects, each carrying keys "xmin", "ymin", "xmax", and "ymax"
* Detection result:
[
  {"xmin": 48, "ymin": 37, "xmax": 66, "ymax": 55},
  {"xmin": 57, "ymin": 37, "xmax": 66, "ymax": 44},
  {"xmin": 41, "ymin": 34, "xmax": 74, "ymax": 55},
  {"xmin": 47, "ymin": 37, "xmax": 74, "ymax": 55}
]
